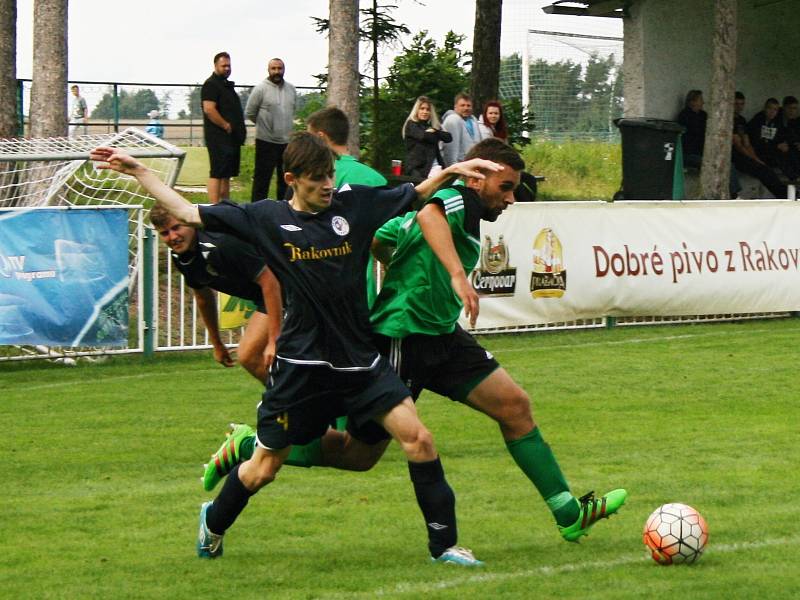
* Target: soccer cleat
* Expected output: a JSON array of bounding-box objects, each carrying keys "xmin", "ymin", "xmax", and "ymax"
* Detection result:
[
  {"xmin": 197, "ymin": 501, "xmax": 224, "ymax": 558},
  {"xmin": 202, "ymin": 423, "xmax": 255, "ymax": 492},
  {"xmin": 431, "ymin": 546, "xmax": 485, "ymax": 567},
  {"xmin": 559, "ymin": 488, "xmax": 628, "ymax": 542}
]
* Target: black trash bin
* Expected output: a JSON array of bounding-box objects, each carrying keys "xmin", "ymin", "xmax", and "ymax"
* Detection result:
[{"xmin": 614, "ymin": 118, "xmax": 685, "ymax": 200}]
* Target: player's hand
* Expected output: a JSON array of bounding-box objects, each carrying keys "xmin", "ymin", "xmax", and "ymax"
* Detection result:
[
  {"xmin": 263, "ymin": 340, "xmax": 277, "ymax": 370},
  {"xmin": 213, "ymin": 344, "xmax": 236, "ymax": 368},
  {"xmin": 223, "ymin": 122, "xmax": 232, "ymax": 134},
  {"xmin": 777, "ymin": 142, "xmax": 789, "ymax": 153},
  {"xmin": 452, "ymin": 272, "xmax": 479, "ymax": 328},
  {"xmin": 89, "ymin": 146, "xmax": 146, "ymax": 176},
  {"xmin": 448, "ymin": 158, "xmax": 503, "ymax": 181}
]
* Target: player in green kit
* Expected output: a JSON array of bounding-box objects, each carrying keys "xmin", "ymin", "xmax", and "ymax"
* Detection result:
[{"xmin": 204, "ymin": 138, "xmax": 627, "ymax": 544}]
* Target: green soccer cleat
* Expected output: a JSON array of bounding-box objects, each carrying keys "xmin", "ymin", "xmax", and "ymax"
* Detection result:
[
  {"xmin": 559, "ymin": 488, "xmax": 628, "ymax": 543},
  {"xmin": 431, "ymin": 546, "xmax": 485, "ymax": 567},
  {"xmin": 197, "ymin": 501, "xmax": 224, "ymax": 558},
  {"xmin": 202, "ymin": 423, "xmax": 255, "ymax": 492}
]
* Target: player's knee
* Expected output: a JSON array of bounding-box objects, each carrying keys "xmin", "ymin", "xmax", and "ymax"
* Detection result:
[
  {"xmin": 404, "ymin": 426, "xmax": 436, "ymax": 460},
  {"xmin": 248, "ymin": 459, "xmax": 280, "ymax": 489},
  {"xmin": 499, "ymin": 389, "xmax": 534, "ymax": 427}
]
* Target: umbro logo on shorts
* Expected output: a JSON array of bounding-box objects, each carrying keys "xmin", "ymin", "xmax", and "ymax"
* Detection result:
[
  {"xmin": 427, "ymin": 522, "xmax": 449, "ymax": 530},
  {"xmin": 281, "ymin": 224, "xmax": 303, "ymax": 231},
  {"xmin": 486, "ymin": 351, "xmax": 494, "ymax": 360}
]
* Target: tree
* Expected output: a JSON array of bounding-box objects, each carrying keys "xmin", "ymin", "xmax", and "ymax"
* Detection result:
[
  {"xmin": 471, "ymin": 0, "xmax": 502, "ymax": 113},
  {"xmin": 90, "ymin": 88, "xmax": 161, "ymax": 120},
  {"xmin": 30, "ymin": 0, "xmax": 68, "ymax": 138},
  {"xmin": 326, "ymin": 0, "xmax": 360, "ymax": 156},
  {"xmin": 0, "ymin": 0, "xmax": 17, "ymax": 138},
  {"xmin": 701, "ymin": 0, "xmax": 737, "ymax": 200},
  {"xmin": 370, "ymin": 31, "xmax": 470, "ymax": 170}
]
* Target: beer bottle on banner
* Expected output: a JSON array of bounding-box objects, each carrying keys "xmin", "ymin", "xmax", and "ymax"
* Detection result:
[{"xmin": 530, "ymin": 227, "xmax": 566, "ymax": 298}]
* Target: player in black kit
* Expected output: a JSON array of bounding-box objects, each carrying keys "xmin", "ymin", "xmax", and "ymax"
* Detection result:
[
  {"xmin": 90, "ymin": 133, "xmax": 500, "ymax": 566},
  {"xmin": 149, "ymin": 204, "xmax": 279, "ymax": 381}
]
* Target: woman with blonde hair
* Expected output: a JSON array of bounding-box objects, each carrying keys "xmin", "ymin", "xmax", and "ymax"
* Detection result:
[{"xmin": 402, "ymin": 96, "xmax": 452, "ymax": 178}]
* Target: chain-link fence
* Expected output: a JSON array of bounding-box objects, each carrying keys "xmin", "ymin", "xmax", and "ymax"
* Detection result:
[{"xmin": 15, "ymin": 79, "xmax": 325, "ymax": 146}]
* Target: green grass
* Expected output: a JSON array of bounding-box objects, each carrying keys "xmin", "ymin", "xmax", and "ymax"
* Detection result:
[
  {"xmin": 522, "ymin": 140, "xmax": 621, "ymax": 201},
  {"xmin": 176, "ymin": 145, "xmax": 275, "ymax": 203},
  {"xmin": 4, "ymin": 319, "xmax": 796, "ymax": 598}
]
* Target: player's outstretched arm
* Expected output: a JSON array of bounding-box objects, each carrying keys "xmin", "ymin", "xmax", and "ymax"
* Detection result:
[
  {"xmin": 90, "ymin": 147, "xmax": 201, "ymax": 226},
  {"xmin": 193, "ymin": 287, "xmax": 236, "ymax": 367},
  {"xmin": 413, "ymin": 158, "xmax": 503, "ymax": 202},
  {"xmin": 416, "ymin": 203, "xmax": 479, "ymax": 328}
]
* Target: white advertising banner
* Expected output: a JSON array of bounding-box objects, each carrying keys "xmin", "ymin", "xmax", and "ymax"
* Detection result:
[{"xmin": 465, "ymin": 200, "xmax": 800, "ymax": 330}]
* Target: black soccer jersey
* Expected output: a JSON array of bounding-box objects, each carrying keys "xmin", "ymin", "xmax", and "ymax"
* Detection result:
[
  {"xmin": 198, "ymin": 184, "xmax": 418, "ymax": 370},
  {"xmin": 172, "ymin": 230, "xmax": 266, "ymax": 309}
]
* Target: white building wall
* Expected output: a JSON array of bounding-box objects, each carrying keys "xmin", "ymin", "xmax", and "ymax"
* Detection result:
[{"xmin": 624, "ymin": 0, "xmax": 799, "ymax": 121}]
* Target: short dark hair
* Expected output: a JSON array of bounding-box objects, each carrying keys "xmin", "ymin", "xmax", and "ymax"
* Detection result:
[
  {"xmin": 148, "ymin": 205, "xmax": 174, "ymax": 229},
  {"xmin": 306, "ymin": 107, "xmax": 350, "ymax": 146},
  {"xmin": 735, "ymin": 91, "xmax": 745, "ymax": 100},
  {"xmin": 784, "ymin": 96, "xmax": 799, "ymax": 107},
  {"xmin": 213, "ymin": 52, "xmax": 230, "ymax": 64},
  {"xmin": 71, "ymin": 84, "xmax": 79, "ymax": 91},
  {"xmin": 454, "ymin": 92, "xmax": 472, "ymax": 104},
  {"xmin": 765, "ymin": 97, "xmax": 780, "ymax": 108},
  {"xmin": 685, "ymin": 90, "xmax": 703, "ymax": 107},
  {"xmin": 464, "ymin": 137, "xmax": 525, "ymax": 172},
  {"xmin": 283, "ymin": 131, "xmax": 336, "ymax": 179}
]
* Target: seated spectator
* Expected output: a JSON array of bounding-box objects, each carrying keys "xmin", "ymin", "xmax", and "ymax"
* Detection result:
[
  {"xmin": 747, "ymin": 98, "xmax": 781, "ymax": 167},
  {"xmin": 441, "ymin": 92, "xmax": 484, "ymax": 166},
  {"xmin": 677, "ymin": 90, "xmax": 707, "ymax": 169},
  {"xmin": 402, "ymin": 96, "xmax": 452, "ymax": 179},
  {"xmin": 776, "ymin": 96, "xmax": 800, "ymax": 181},
  {"xmin": 477, "ymin": 100, "xmax": 509, "ymax": 142},
  {"xmin": 732, "ymin": 95, "xmax": 788, "ymax": 198}
]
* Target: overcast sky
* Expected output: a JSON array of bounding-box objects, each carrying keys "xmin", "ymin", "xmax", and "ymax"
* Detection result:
[{"xmin": 15, "ymin": 0, "xmax": 620, "ymax": 86}]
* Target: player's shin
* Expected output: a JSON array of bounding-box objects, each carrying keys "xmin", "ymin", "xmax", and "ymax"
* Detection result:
[
  {"xmin": 407, "ymin": 457, "xmax": 457, "ymax": 558},
  {"xmin": 205, "ymin": 464, "xmax": 255, "ymax": 535}
]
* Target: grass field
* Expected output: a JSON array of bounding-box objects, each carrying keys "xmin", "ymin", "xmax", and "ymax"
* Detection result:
[{"xmin": 3, "ymin": 319, "xmax": 798, "ymax": 598}]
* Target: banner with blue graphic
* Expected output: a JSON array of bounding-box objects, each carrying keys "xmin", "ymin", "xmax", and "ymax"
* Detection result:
[{"xmin": 0, "ymin": 208, "xmax": 129, "ymax": 347}]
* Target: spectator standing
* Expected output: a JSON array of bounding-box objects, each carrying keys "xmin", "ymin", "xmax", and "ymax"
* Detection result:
[
  {"xmin": 145, "ymin": 109, "xmax": 164, "ymax": 139},
  {"xmin": 402, "ymin": 96, "xmax": 452, "ymax": 179},
  {"xmin": 477, "ymin": 100, "xmax": 508, "ymax": 142},
  {"xmin": 201, "ymin": 52, "xmax": 247, "ymax": 204},
  {"xmin": 441, "ymin": 92, "xmax": 484, "ymax": 166},
  {"xmin": 246, "ymin": 58, "xmax": 296, "ymax": 201},
  {"xmin": 69, "ymin": 85, "xmax": 88, "ymax": 137}
]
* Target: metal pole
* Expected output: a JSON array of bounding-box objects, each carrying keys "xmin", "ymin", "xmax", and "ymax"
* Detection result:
[
  {"xmin": 142, "ymin": 227, "xmax": 156, "ymax": 357},
  {"xmin": 16, "ymin": 79, "xmax": 24, "ymax": 136},
  {"xmin": 113, "ymin": 83, "xmax": 120, "ymax": 133}
]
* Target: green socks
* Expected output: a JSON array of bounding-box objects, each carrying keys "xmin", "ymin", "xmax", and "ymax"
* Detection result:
[
  {"xmin": 237, "ymin": 435, "xmax": 324, "ymax": 468},
  {"xmin": 505, "ymin": 427, "xmax": 580, "ymax": 527}
]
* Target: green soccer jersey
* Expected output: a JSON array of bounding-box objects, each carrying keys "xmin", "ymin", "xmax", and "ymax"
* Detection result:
[
  {"xmin": 335, "ymin": 154, "xmax": 387, "ymax": 188},
  {"xmin": 369, "ymin": 185, "xmax": 486, "ymax": 337}
]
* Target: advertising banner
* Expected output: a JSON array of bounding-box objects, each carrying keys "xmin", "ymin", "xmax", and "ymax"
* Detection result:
[
  {"xmin": 466, "ymin": 200, "xmax": 800, "ymax": 330},
  {"xmin": 218, "ymin": 292, "xmax": 256, "ymax": 330},
  {"xmin": 0, "ymin": 208, "xmax": 129, "ymax": 346}
]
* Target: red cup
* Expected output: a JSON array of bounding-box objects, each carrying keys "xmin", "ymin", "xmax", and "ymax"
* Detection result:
[{"xmin": 391, "ymin": 159, "xmax": 402, "ymax": 176}]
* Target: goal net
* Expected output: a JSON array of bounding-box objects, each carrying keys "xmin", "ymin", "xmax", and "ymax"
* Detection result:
[{"xmin": 0, "ymin": 128, "xmax": 185, "ymax": 359}]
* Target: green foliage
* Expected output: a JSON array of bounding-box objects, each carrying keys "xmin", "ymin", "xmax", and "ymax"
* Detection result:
[
  {"xmin": 521, "ymin": 140, "xmax": 621, "ymax": 200},
  {"xmin": 90, "ymin": 87, "xmax": 161, "ymax": 119},
  {"xmin": 3, "ymin": 319, "xmax": 799, "ymax": 597},
  {"xmin": 365, "ymin": 30, "xmax": 470, "ymax": 169}
]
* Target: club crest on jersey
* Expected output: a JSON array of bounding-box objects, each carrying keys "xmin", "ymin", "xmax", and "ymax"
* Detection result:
[
  {"xmin": 471, "ymin": 234, "xmax": 517, "ymax": 297},
  {"xmin": 331, "ymin": 216, "xmax": 350, "ymax": 236}
]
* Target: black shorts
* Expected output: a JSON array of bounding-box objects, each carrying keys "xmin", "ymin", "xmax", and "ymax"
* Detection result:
[
  {"xmin": 207, "ymin": 140, "xmax": 241, "ymax": 179},
  {"xmin": 374, "ymin": 324, "xmax": 500, "ymax": 402},
  {"xmin": 256, "ymin": 356, "xmax": 411, "ymax": 449}
]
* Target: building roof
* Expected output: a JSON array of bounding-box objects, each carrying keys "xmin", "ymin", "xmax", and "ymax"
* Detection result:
[{"xmin": 541, "ymin": 1, "xmax": 629, "ymax": 18}]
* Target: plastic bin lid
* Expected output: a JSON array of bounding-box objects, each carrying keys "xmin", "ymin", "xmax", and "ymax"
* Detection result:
[{"xmin": 614, "ymin": 118, "xmax": 685, "ymax": 133}]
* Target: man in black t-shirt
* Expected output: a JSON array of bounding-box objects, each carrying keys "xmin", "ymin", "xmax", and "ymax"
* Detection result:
[
  {"xmin": 201, "ymin": 52, "xmax": 246, "ymax": 204},
  {"xmin": 90, "ymin": 134, "xmax": 499, "ymax": 566},
  {"xmin": 149, "ymin": 205, "xmax": 278, "ymax": 382}
]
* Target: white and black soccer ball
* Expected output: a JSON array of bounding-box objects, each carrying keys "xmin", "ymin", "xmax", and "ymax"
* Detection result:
[{"xmin": 643, "ymin": 503, "xmax": 708, "ymax": 565}]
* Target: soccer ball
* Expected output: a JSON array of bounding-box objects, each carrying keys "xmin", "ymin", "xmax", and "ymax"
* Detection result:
[{"xmin": 643, "ymin": 503, "xmax": 708, "ymax": 565}]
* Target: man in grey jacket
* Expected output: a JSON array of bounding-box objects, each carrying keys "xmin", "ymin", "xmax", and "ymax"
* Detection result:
[
  {"xmin": 245, "ymin": 58, "xmax": 296, "ymax": 201},
  {"xmin": 441, "ymin": 92, "xmax": 484, "ymax": 167}
]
